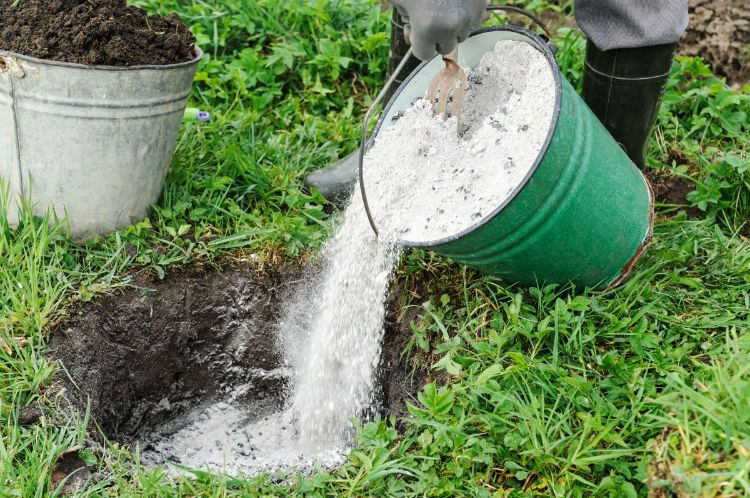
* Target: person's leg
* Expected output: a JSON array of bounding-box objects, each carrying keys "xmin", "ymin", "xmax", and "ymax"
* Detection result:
[
  {"xmin": 304, "ymin": 8, "xmax": 420, "ymax": 204},
  {"xmin": 575, "ymin": 0, "xmax": 689, "ymax": 169}
]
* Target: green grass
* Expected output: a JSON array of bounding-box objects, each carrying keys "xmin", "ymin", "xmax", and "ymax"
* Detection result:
[{"xmin": 1, "ymin": 0, "xmax": 749, "ymax": 496}]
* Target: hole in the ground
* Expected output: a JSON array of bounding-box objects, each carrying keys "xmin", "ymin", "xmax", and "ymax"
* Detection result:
[{"xmin": 49, "ymin": 265, "xmax": 420, "ymax": 475}]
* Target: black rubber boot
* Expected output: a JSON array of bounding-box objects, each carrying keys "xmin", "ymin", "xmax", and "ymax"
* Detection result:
[
  {"xmin": 304, "ymin": 9, "xmax": 421, "ymax": 206},
  {"xmin": 582, "ymin": 40, "xmax": 677, "ymax": 169}
]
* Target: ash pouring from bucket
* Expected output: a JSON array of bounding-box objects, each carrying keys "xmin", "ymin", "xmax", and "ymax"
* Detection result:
[
  {"xmin": 49, "ymin": 39, "xmax": 556, "ymax": 478},
  {"xmin": 280, "ymin": 192, "xmax": 402, "ymax": 454},
  {"xmin": 282, "ymin": 39, "xmax": 555, "ymax": 454}
]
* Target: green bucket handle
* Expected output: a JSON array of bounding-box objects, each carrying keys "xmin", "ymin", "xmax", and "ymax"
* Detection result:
[{"xmin": 358, "ymin": 5, "xmax": 553, "ymax": 237}]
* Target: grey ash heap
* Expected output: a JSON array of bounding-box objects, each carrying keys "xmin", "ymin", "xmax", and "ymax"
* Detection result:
[{"xmin": 363, "ymin": 40, "xmax": 555, "ymax": 244}]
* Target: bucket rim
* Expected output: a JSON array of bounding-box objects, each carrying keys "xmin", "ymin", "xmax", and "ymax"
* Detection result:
[
  {"xmin": 0, "ymin": 46, "xmax": 204, "ymax": 71},
  {"xmin": 369, "ymin": 25, "xmax": 563, "ymax": 249}
]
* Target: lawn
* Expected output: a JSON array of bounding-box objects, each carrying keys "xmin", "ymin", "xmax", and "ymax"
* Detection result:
[{"xmin": 1, "ymin": 0, "xmax": 750, "ymax": 496}]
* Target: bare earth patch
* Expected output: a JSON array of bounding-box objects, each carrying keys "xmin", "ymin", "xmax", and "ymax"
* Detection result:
[
  {"xmin": 48, "ymin": 264, "xmax": 421, "ymax": 475},
  {"xmin": 681, "ymin": 0, "xmax": 750, "ymax": 87}
]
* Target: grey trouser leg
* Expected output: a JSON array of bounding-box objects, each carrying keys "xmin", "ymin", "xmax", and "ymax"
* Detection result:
[{"xmin": 574, "ymin": 0, "xmax": 689, "ymax": 50}]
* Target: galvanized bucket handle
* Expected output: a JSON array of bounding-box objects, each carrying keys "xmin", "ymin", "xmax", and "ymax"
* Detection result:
[{"xmin": 358, "ymin": 6, "xmax": 552, "ymax": 237}]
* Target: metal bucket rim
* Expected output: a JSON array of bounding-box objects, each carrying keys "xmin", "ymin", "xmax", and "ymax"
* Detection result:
[
  {"xmin": 369, "ymin": 25, "xmax": 563, "ymax": 248},
  {"xmin": 0, "ymin": 46, "xmax": 203, "ymax": 71}
]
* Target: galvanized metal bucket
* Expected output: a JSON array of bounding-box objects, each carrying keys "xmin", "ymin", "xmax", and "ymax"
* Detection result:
[
  {"xmin": 0, "ymin": 48, "xmax": 203, "ymax": 239},
  {"xmin": 361, "ymin": 26, "xmax": 653, "ymax": 289}
]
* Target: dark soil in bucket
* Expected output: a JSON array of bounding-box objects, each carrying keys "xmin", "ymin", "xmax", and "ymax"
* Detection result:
[
  {"xmin": 49, "ymin": 264, "xmax": 422, "ymax": 475},
  {"xmin": 0, "ymin": 0, "xmax": 195, "ymax": 66}
]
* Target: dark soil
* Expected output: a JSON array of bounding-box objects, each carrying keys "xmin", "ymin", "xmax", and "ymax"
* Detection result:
[
  {"xmin": 50, "ymin": 449, "xmax": 91, "ymax": 495},
  {"xmin": 49, "ymin": 264, "xmax": 422, "ymax": 446},
  {"xmin": 18, "ymin": 402, "xmax": 42, "ymax": 426},
  {"xmin": 681, "ymin": 0, "xmax": 750, "ymax": 86},
  {"xmin": 50, "ymin": 265, "xmax": 291, "ymax": 442},
  {"xmin": 377, "ymin": 290, "xmax": 424, "ymax": 422},
  {"xmin": 644, "ymin": 167, "xmax": 702, "ymax": 219},
  {"xmin": 0, "ymin": 0, "xmax": 195, "ymax": 66}
]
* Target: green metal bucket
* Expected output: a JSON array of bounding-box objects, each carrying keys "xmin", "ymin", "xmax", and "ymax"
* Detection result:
[{"xmin": 363, "ymin": 26, "xmax": 653, "ymax": 289}]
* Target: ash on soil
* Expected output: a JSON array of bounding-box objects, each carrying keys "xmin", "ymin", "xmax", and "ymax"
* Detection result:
[
  {"xmin": 0, "ymin": 0, "xmax": 195, "ymax": 66},
  {"xmin": 682, "ymin": 0, "xmax": 750, "ymax": 86},
  {"xmin": 49, "ymin": 264, "xmax": 422, "ymax": 475}
]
